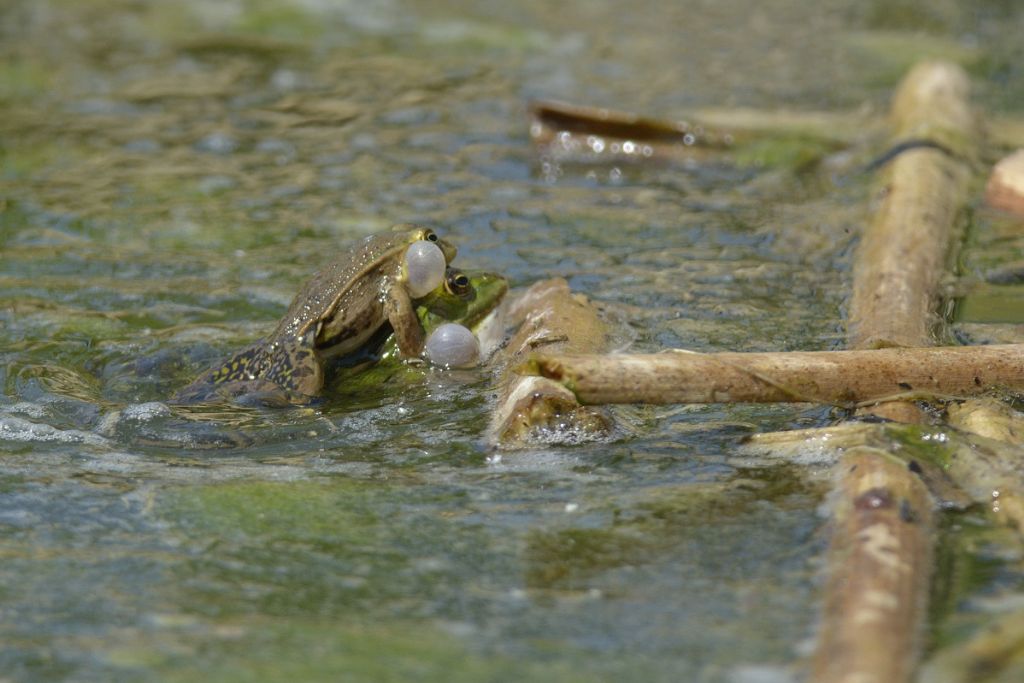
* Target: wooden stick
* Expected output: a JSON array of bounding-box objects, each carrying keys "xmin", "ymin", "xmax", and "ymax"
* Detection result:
[
  {"xmin": 849, "ymin": 61, "xmax": 976, "ymax": 351},
  {"xmin": 811, "ymin": 447, "xmax": 935, "ymax": 683},
  {"xmin": 526, "ymin": 344, "xmax": 1024, "ymax": 406},
  {"xmin": 805, "ymin": 63, "xmax": 974, "ymax": 683}
]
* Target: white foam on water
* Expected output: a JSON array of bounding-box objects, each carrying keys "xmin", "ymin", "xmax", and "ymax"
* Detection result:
[
  {"xmin": 119, "ymin": 402, "xmax": 173, "ymax": 421},
  {"xmin": 0, "ymin": 414, "xmax": 109, "ymax": 447}
]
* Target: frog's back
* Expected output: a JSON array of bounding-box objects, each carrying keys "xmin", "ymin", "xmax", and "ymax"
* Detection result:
[{"xmin": 271, "ymin": 231, "xmax": 412, "ymax": 343}]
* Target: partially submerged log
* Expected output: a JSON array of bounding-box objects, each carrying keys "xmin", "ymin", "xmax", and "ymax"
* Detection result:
[
  {"xmin": 487, "ymin": 278, "xmax": 613, "ymax": 448},
  {"xmin": 808, "ymin": 60, "xmax": 977, "ymax": 683},
  {"xmin": 529, "ymin": 99, "xmax": 1024, "ymax": 161},
  {"xmin": 848, "ymin": 61, "xmax": 976, "ymax": 352},
  {"xmin": 946, "ymin": 397, "xmax": 1024, "ymax": 446},
  {"xmin": 525, "ymin": 344, "xmax": 1024, "ymax": 406},
  {"xmin": 811, "ymin": 448, "xmax": 935, "ymax": 683}
]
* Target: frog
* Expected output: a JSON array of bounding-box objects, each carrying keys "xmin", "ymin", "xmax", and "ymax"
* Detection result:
[
  {"xmin": 326, "ymin": 267, "xmax": 509, "ymax": 392},
  {"xmin": 172, "ymin": 224, "xmax": 457, "ymax": 405},
  {"xmin": 410, "ymin": 268, "xmax": 508, "ymax": 348}
]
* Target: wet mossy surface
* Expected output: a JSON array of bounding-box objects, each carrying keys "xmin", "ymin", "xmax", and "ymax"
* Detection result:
[{"xmin": 2, "ymin": 0, "xmax": 1024, "ymax": 680}]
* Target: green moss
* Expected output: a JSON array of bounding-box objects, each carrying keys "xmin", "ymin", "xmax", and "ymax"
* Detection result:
[
  {"xmin": 883, "ymin": 423, "xmax": 959, "ymax": 469},
  {"xmin": 419, "ymin": 20, "xmax": 548, "ymax": 52},
  {"xmin": 148, "ymin": 618, "xmax": 613, "ymax": 683},
  {"xmin": 163, "ymin": 479, "xmax": 385, "ymax": 541},
  {"xmin": 525, "ymin": 476, "xmax": 813, "ymax": 590},
  {"xmin": 842, "ymin": 30, "xmax": 982, "ymax": 86},
  {"xmin": 0, "ymin": 60, "xmax": 53, "ymax": 103},
  {"xmin": 0, "ymin": 138, "xmax": 75, "ymax": 180},
  {"xmin": 956, "ymin": 284, "xmax": 1024, "ymax": 324},
  {"xmin": 859, "ymin": 0, "xmax": 960, "ymax": 33},
  {"xmin": 234, "ymin": 2, "xmax": 328, "ymax": 43},
  {"xmin": 732, "ymin": 135, "xmax": 838, "ymax": 171}
]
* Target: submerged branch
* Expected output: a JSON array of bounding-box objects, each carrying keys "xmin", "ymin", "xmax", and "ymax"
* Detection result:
[{"xmin": 811, "ymin": 447, "xmax": 935, "ymax": 683}]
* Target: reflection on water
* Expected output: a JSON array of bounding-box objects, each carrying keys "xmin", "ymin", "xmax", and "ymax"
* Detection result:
[{"xmin": 1, "ymin": 0, "xmax": 1023, "ymax": 680}]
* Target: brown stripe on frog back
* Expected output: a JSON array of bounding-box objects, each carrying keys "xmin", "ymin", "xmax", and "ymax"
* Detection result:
[{"xmin": 282, "ymin": 232, "xmax": 417, "ymax": 341}]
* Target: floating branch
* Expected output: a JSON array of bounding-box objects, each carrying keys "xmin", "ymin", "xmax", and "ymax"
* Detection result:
[
  {"xmin": 848, "ymin": 61, "xmax": 976, "ymax": 352},
  {"xmin": 525, "ymin": 344, "xmax": 1024, "ymax": 407}
]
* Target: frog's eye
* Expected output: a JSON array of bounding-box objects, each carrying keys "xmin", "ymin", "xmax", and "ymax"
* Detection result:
[
  {"xmin": 445, "ymin": 269, "xmax": 473, "ymax": 298},
  {"xmin": 405, "ymin": 240, "xmax": 446, "ymax": 298},
  {"xmin": 424, "ymin": 230, "xmax": 439, "ymax": 242}
]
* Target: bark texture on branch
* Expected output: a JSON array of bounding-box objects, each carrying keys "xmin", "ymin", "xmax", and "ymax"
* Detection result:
[
  {"xmin": 815, "ymin": 60, "xmax": 975, "ymax": 683},
  {"xmin": 526, "ymin": 344, "xmax": 1024, "ymax": 406},
  {"xmin": 848, "ymin": 61, "xmax": 976, "ymax": 351},
  {"xmin": 811, "ymin": 448, "xmax": 935, "ymax": 683}
]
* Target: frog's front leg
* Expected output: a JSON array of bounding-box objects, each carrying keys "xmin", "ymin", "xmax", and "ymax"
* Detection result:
[{"xmin": 384, "ymin": 285, "xmax": 426, "ymax": 357}]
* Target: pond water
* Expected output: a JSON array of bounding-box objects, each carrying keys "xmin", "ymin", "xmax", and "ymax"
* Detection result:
[{"xmin": 2, "ymin": 1, "xmax": 1023, "ymax": 681}]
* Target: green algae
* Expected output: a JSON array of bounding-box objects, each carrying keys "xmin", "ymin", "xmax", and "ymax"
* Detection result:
[
  {"xmin": 162, "ymin": 479, "xmax": 388, "ymax": 541},
  {"xmin": 143, "ymin": 618, "xmax": 644, "ymax": 683},
  {"xmin": 841, "ymin": 30, "xmax": 983, "ymax": 86},
  {"xmin": 0, "ymin": 60, "xmax": 53, "ymax": 103},
  {"xmin": 732, "ymin": 135, "xmax": 840, "ymax": 172}
]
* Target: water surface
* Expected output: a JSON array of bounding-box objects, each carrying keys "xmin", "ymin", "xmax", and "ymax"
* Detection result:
[{"xmin": 2, "ymin": 1, "xmax": 1023, "ymax": 681}]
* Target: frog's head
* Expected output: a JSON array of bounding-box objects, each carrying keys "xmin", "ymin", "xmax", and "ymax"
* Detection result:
[
  {"xmin": 393, "ymin": 224, "xmax": 458, "ymax": 300},
  {"xmin": 394, "ymin": 223, "xmax": 457, "ymax": 264},
  {"xmin": 420, "ymin": 268, "xmax": 509, "ymax": 332}
]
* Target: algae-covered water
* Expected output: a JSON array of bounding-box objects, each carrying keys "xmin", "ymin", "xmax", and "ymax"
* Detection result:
[{"xmin": 2, "ymin": 1, "xmax": 1024, "ymax": 681}]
